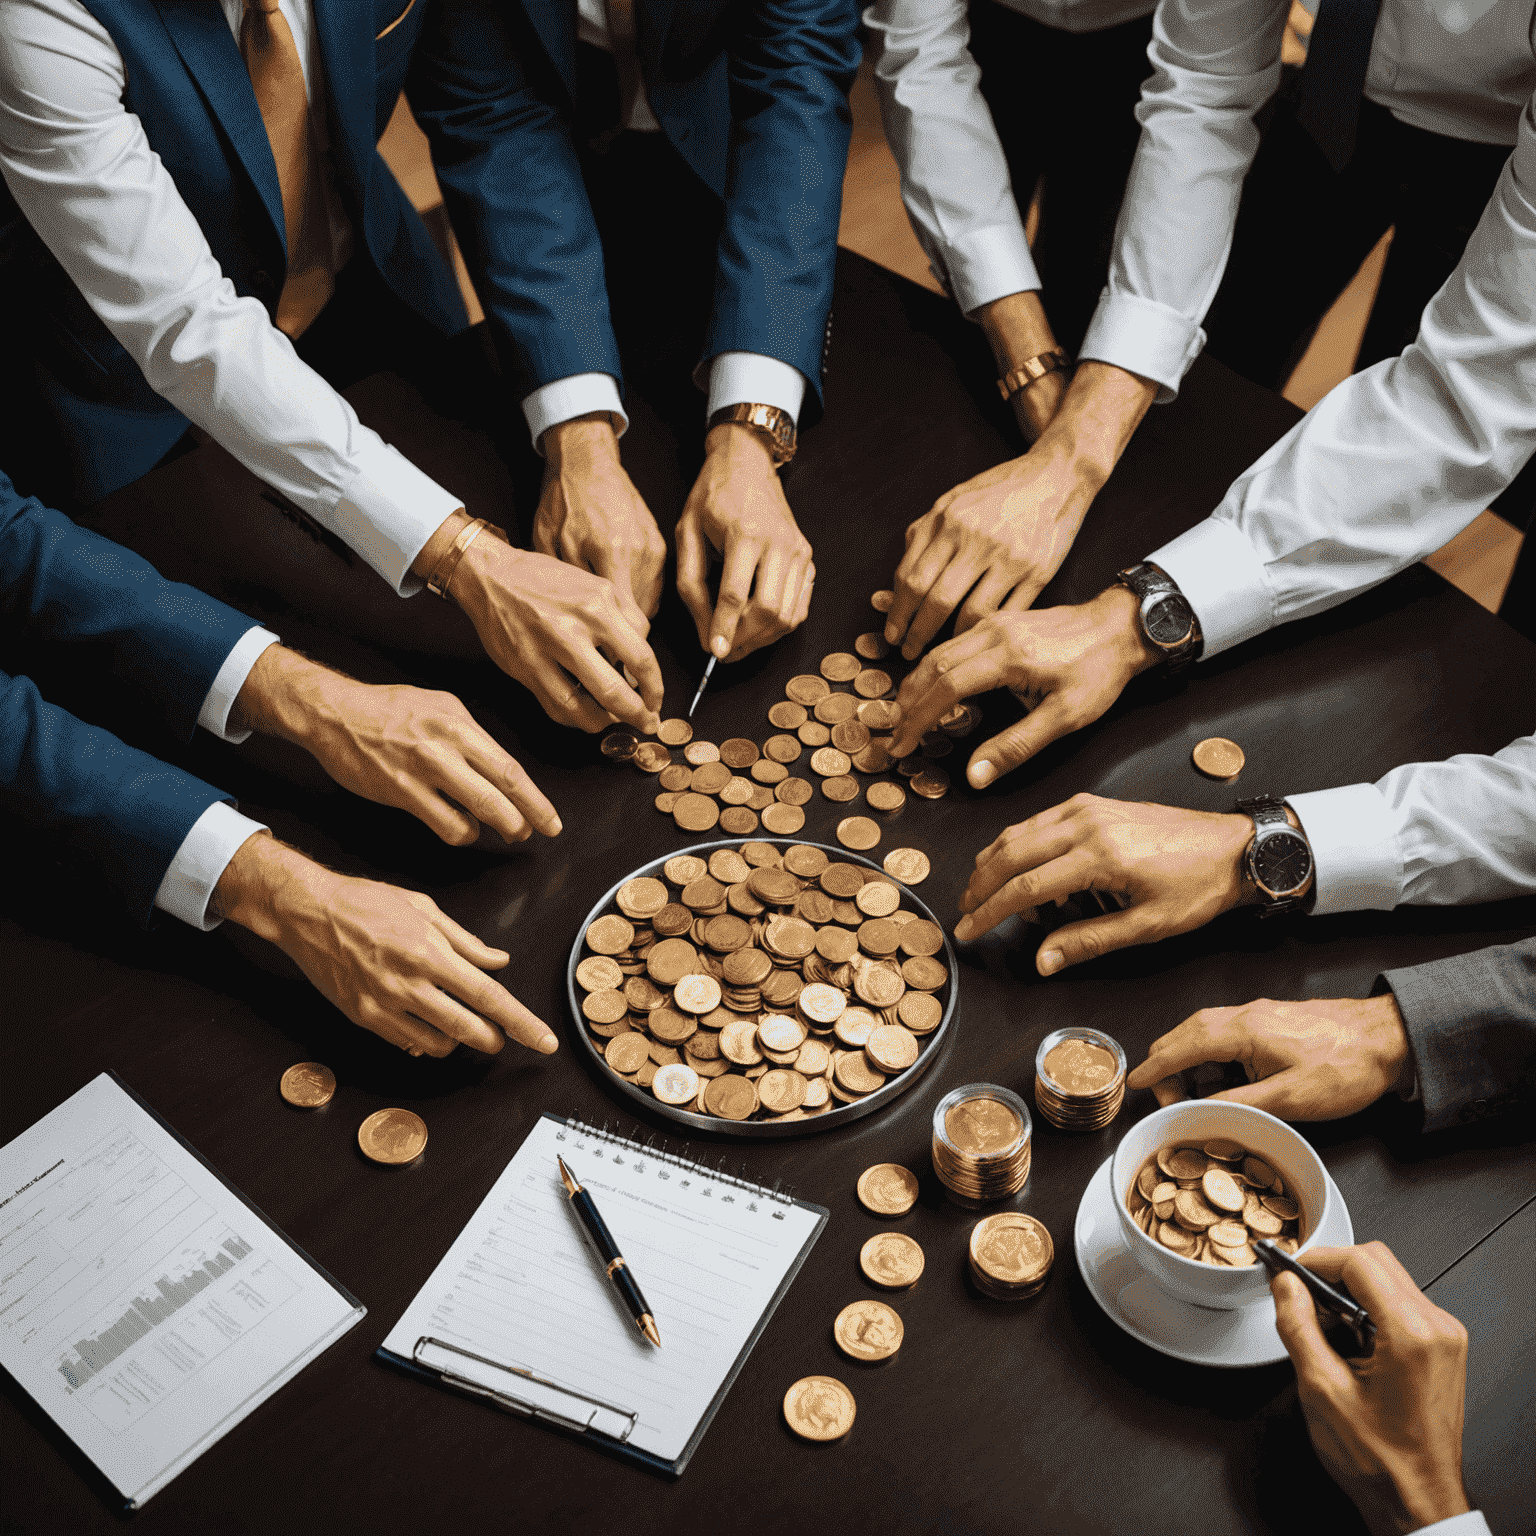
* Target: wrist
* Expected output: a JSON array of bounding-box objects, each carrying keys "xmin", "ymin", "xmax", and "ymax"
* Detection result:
[
  {"xmin": 1089, "ymin": 583, "xmax": 1163, "ymax": 681},
  {"xmin": 976, "ymin": 290, "xmax": 1058, "ymax": 372},
  {"xmin": 705, "ymin": 420, "xmax": 778, "ymax": 475},
  {"xmin": 541, "ymin": 412, "xmax": 621, "ymax": 468},
  {"xmin": 1037, "ymin": 360, "xmax": 1157, "ymax": 487},
  {"xmin": 1363, "ymin": 992, "xmax": 1415, "ymax": 1096},
  {"xmin": 1385, "ymin": 1471, "xmax": 1471, "ymax": 1536},
  {"xmin": 229, "ymin": 644, "xmax": 339, "ymax": 749},
  {"xmin": 212, "ymin": 830, "xmax": 324, "ymax": 939}
]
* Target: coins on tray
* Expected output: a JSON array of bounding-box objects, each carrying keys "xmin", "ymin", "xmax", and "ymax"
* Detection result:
[
  {"xmin": 1192, "ymin": 736, "xmax": 1246, "ymax": 781},
  {"xmin": 860, "ymin": 1232, "xmax": 925, "ymax": 1288},
  {"xmin": 576, "ymin": 841, "xmax": 949, "ymax": 1121},
  {"xmin": 932, "ymin": 1084, "xmax": 1032, "ymax": 1201},
  {"xmin": 1125, "ymin": 1141, "xmax": 1304, "ymax": 1265},
  {"xmin": 1034, "ymin": 1028, "xmax": 1127, "ymax": 1131},
  {"xmin": 857, "ymin": 1163, "xmax": 920, "ymax": 1216},
  {"xmin": 358, "ymin": 1108, "xmax": 428, "ymax": 1165},
  {"xmin": 279, "ymin": 1062, "xmax": 336, "ymax": 1108},
  {"xmin": 969, "ymin": 1213, "xmax": 1053, "ymax": 1300},
  {"xmin": 783, "ymin": 1376, "xmax": 857, "ymax": 1441},
  {"xmin": 834, "ymin": 1299, "xmax": 904, "ymax": 1361}
]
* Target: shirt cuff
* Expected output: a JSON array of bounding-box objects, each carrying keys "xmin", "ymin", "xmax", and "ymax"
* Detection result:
[
  {"xmin": 152, "ymin": 801, "xmax": 269, "ymax": 931},
  {"xmin": 1287, "ymin": 783, "xmax": 1403, "ymax": 916},
  {"xmin": 943, "ymin": 224, "xmax": 1041, "ymax": 318},
  {"xmin": 706, "ymin": 352, "xmax": 807, "ymax": 427},
  {"xmin": 1078, "ymin": 291, "xmax": 1205, "ymax": 404},
  {"xmin": 197, "ymin": 626, "xmax": 281, "ymax": 744},
  {"xmin": 332, "ymin": 440, "xmax": 465, "ymax": 597},
  {"xmin": 522, "ymin": 374, "xmax": 629, "ymax": 454},
  {"xmin": 1406, "ymin": 1514, "xmax": 1491, "ymax": 1536},
  {"xmin": 1147, "ymin": 517, "xmax": 1275, "ymax": 659}
]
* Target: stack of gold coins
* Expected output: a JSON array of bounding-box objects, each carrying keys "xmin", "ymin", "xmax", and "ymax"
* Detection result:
[
  {"xmin": 968, "ymin": 1212, "xmax": 1053, "ymax": 1300},
  {"xmin": 1033, "ymin": 1028, "xmax": 1127, "ymax": 1131},
  {"xmin": 930, "ymin": 1084, "xmax": 1032, "ymax": 1201}
]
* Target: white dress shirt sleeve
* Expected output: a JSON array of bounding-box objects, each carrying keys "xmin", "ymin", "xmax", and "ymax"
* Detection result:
[
  {"xmin": 705, "ymin": 353, "xmax": 807, "ymax": 426},
  {"xmin": 196, "ymin": 626, "xmax": 281, "ymax": 744},
  {"xmin": 152, "ymin": 800, "xmax": 268, "ymax": 930},
  {"xmin": 863, "ymin": 0, "xmax": 1040, "ymax": 315},
  {"xmin": 1077, "ymin": 0, "xmax": 1289, "ymax": 398},
  {"xmin": 1148, "ymin": 93, "xmax": 1536, "ymax": 658},
  {"xmin": 1289, "ymin": 735, "xmax": 1536, "ymax": 915},
  {"xmin": 521, "ymin": 373, "xmax": 629, "ymax": 452},
  {"xmin": 1405, "ymin": 1514, "xmax": 1492, "ymax": 1536},
  {"xmin": 0, "ymin": 0, "xmax": 463, "ymax": 596}
]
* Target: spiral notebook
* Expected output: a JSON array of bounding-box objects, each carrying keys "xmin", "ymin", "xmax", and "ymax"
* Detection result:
[{"xmin": 377, "ymin": 1113, "xmax": 828, "ymax": 1476}]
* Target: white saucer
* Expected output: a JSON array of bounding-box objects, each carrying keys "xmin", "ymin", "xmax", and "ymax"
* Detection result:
[{"xmin": 1073, "ymin": 1153, "xmax": 1354, "ymax": 1368}]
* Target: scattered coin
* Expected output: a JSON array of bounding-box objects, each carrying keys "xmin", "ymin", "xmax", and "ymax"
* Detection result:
[
  {"xmin": 720, "ymin": 738, "xmax": 761, "ymax": 769},
  {"xmin": 768, "ymin": 701, "xmax": 809, "ymax": 729},
  {"xmin": 854, "ymin": 632, "xmax": 890, "ymax": 661},
  {"xmin": 860, "ymin": 1232, "xmax": 925, "ymax": 1288},
  {"xmin": 857, "ymin": 1163, "xmax": 920, "ymax": 1216},
  {"xmin": 836, "ymin": 816, "xmax": 881, "ymax": 851},
  {"xmin": 1192, "ymin": 736, "xmax": 1246, "ymax": 781},
  {"xmin": 820, "ymin": 652, "xmax": 862, "ymax": 682},
  {"xmin": 910, "ymin": 768, "xmax": 951, "ymax": 800},
  {"xmin": 866, "ymin": 781, "xmax": 906, "ymax": 812},
  {"xmin": 785, "ymin": 675, "xmax": 831, "ymax": 705},
  {"xmin": 857, "ymin": 698, "xmax": 902, "ymax": 732},
  {"xmin": 762, "ymin": 803, "xmax": 806, "ymax": 834},
  {"xmin": 810, "ymin": 747, "xmax": 852, "ymax": 777},
  {"xmin": 358, "ymin": 1108, "xmax": 428, "ymax": 1165},
  {"xmin": 657, "ymin": 718, "xmax": 694, "ymax": 746},
  {"xmin": 783, "ymin": 1376, "xmax": 856, "ymax": 1441},
  {"xmin": 600, "ymin": 729, "xmax": 640, "ymax": 761},
  {"xmin": 684, "ymin": 740, "xmax": 721, "ymax": 765},
  {"xmin": 280, "ymin": 1062, "xmax": 335, "ymax": 1108},
  {"xmin": 834, "ymin": 1299, "xmax": 904, "ymax": 1361},
  {"xmin": 882, "ymin": 848, "xmax": 930, "ymax": 884},
  {"xmin": 633, "ymin": 742, "xmax": 671, "ymax": 773},
  {"xmin": 821, "ymin": 775, "xmax": 860, "ymax": 802},
  {"xmin": 776, "ymin": 776, "xmax": 814, "ymax": 805},
  {"xmin": 969, "ymin": 1212, "xmax": 1053, "ymax": 1300},
  {"xmin": 720, "ymin": 806, "xmax": 759, "ymax": 835}
]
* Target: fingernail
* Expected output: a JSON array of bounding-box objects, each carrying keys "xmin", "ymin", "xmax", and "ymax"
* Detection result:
[
  {"xmin": 549, "ymin": 816, "xmax": 563, "ymax": 835},
  {"xmin": 540, "ymin": 1033, "xmax": 559, "ymax": 1054},
  {"xmin": 1038, "ymin": 949, "xmax": 1063, "ymax": 977},
  {"xmin": 884, "ymin": 624, "xmax": 898, "ymax": 644},
  {"xmin": 712, "ymin": 635, "xmax": 729, "ymax": 658},
  {"xmin": 902, "ymin": 642, "xmax": 919, "ymax": 662},
  {"xmin": 954, "ymin": 915, "xmax": 974, "ymax": 942},
  {"xmin": 970, "ymin": 760, "xmax": 995, "ymax": 787}
]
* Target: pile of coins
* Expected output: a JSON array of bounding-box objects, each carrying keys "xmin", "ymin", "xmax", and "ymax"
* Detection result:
[
  {"xmin": 931, "ymin": 1084, "xmax": 1033, "ymax": 1201},
  {"xmin": 601, "ymin": 593, "xmax": 978, "ymax": 851},
  {"xmin": 575, "ymin": 841, "xmax": 952, "ymax": 1123},
  {"xmin": 1125, "ymin": 1140, "xmax": 1304, "ymax": 1266},
  {"xmin": 968, "ymin": 1212, "xmax": 1054, "ymax": 1300},
  {"xmin": 1033, "ymin": 1028, "xmax": 1127, "ymax": 1131}
]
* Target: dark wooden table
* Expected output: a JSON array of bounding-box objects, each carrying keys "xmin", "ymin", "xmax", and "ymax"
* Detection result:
[{"xmin": 4, "ymin": 252, "xmax": 1533, "ymax": 1536}]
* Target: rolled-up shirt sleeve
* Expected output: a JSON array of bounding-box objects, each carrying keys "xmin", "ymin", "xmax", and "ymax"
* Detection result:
[
  {"xmin": 863, "ymin": 0, "xmax": 1040, "ymax": 315},
  {"xmin": 1288, "ymin": 734, "xmax": 1536, "ymax": 914},
  {"xmin": 0, "ymin": 0, "xmax": 462, "ymax": 594}
]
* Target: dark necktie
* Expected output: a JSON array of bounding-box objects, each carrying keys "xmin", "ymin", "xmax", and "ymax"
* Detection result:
[{"xmin": 1294, "ymin": 0, "xmax": 1384, "ymax": 172}]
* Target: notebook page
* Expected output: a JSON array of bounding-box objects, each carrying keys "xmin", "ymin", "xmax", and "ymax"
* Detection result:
[
  {"xmin": 0, "ymin": 1074, "xmax": 364, "ymax": 1507},
  {"xmin": 381, "ymin": 1115, "xmax": 822, "ymax": 1463}
]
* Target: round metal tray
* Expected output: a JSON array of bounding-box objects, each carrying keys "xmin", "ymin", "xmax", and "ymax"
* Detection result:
[{"xmin": 567, "ymin": 838, "xmax": 960, "ymax": 1138}]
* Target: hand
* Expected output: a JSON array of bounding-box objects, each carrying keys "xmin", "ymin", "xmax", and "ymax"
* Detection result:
[
  {"xmin": 883, "ymin": 361, "xmax": 1155, "ymax": 659},
  {"xmin": 232, "ymin": 646, "xmax": 561, "ymax": 847},
  {"xmin": 533, "ymin": 414, "xmax": 667, "ymax": 621},
  {"xmin": 215, "ymin": 832, "xmax": 558, "ymax": 1057},
  {"xmin": 976, "ymin": 290, "xmax": 1070, "ymax": 447},
  {"xmin": 1271, "ymin": 1242, "xmax": 1471, "ymax": 1536},
  {"xmin": 1128, "ymin": 996, "xmax": 1414, "ymax": 1119},
  {"xmin": 890, "ymin": 585, "xmax": 1157, "ymax": 786},
  {"xmin": 953, "ymin": 792, "xmax": 1254, "ymax": 972},
  {"xmin": 440, "ymin": 521, "xmax": 663, "ymax": 735},
  {"xmin": 675, "ymin": 423, "xmax": 815, "ymax": 662}
]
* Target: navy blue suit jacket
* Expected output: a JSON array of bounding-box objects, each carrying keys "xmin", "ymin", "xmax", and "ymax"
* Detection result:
[
  {"xmin": 0, "ymin": 471, "xmax": 257, "ymax": 922},
  {"xmin": 410, "ymin": 0, "xmax": 860, "ymax": 418}
]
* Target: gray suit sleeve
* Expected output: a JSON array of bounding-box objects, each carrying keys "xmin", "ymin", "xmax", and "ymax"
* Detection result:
[{"xmin": 1382, "ymin": 938, "xmax": 1536, "ymax": 1133}]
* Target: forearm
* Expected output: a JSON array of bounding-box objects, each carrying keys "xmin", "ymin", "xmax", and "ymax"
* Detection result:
[
  {"xmin": 1027, "ymin": 361, "xmax": 1158, "ymax": 514},
  {"xmin": 977, "ymin": 293, "xmax": 1068, "ymax": 441}
]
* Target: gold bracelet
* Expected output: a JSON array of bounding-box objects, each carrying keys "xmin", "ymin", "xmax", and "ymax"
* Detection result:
[
  {"xmin": 426, "ymin": 517, "xmax": 508, "ymax": 600},
  {"xmin": 996, "ymin": 348, "xmax": 1071, "ymax": 403}
]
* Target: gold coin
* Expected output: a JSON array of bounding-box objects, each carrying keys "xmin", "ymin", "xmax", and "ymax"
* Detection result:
[
  {"xmin": 632, "ymin": 742, "xmax": 672, "ymax": 773},
  {"xmin": 822, "ymin": 776, "xmax": 860, "ymax": 803},
  {"xmin": 657, "ymin": 718, "xmax": 694, "ymax": 746},
  {"xmin": 762, "ymin": 803, "xmax": 805, "ymax": 834},
  {"xmin": 672, "ymin": 792, "xmax": 721, "ymax": 832},
  {"xmin": 684, "ymin": 740, "xmax": 721, "ymax": 766},
  {"xmin": 944, "ymin": 1097, "xmax": 1021, "ymax": 1155},
  {"xmin": 575, "ymin": 955, "xmax": 623, "ymax": 991},
  {"xmin": 704, "ymin": 1073, "xmax": 759, "ymax": 1120},
  {"xmin": 585, "ymin": 914, "xmax": 635, "ymax": 954},
  {"xmin": 776, "ymin": 776, "xmax": 813, "ymax": 806},
  {"xmin": 854, "ymin": 881, "xmax": 901, "ymax": 917},
  {"xmin": 785, "ymin": 675, "xmax": 831, "ymax": 706},
  {"xmin": 969, "ymin": 1213, "xmax": 1053, "ymax": 1286},
  {"xmin": 910, "ymin": 768, "xmax": 950, "ymax": 800},
  {"xmin": 810, "ymin": 747, "xmax": 852, "ymax": 777},
  {"xmin": 897, "ymin": 991, "xmax": 942, "ymax": 1033},
  {"xmin": 882, "ymin": 848, "xmax": 930, "ymax": 884},
  {"xmin": 814, "ymin": 693, "xmax": 859, "ymax": 725},
  {"xmin": 833, "ymin": 1300, "xmax": 903, "ymax": 1362},
  {"xmin": 783, "ymin": 1376, "xmax": 856, "ymax": 1442},
  {"xmin": 765, "ymin": 733, "xmax": 803, "ymax": 763},
  {"xmin": 854, "ymin": 632, "xmax": 890, "ymax": 661},
  {"xmin": 836, "ymin": 816, "xmax": 881, "ymax": 851},
  {"xmin": 866, "ymin": 780, "xmax": 906, "ymax": 812},
  {"xmin": 605, "ymin": 1033, "xmax": 651, "ymax": 1074},
  {"xmin": 866, "ymin": 1024, "xmax": 919, "ymax": 1072},
  {"xmin": 600, "ymin": 729, "xmax": 639, "ymax": 761},
  {"xmin": 759, "ymin": 1068, "xmax": 808, "ymax": 1113},
  {"xmin": 798, "ymin": 720, "xmax": 832, "ymax": 746},
  {"xmin": 691, "ymin": 761, "xmax": 732, "ymax": 795},
  {"xmin": 830, "ymin": 720, "xmax": 871, "ymax": 754},
  {"xmin": 857, "ymin": 1163, "xmax": 919, "ymax": 1216},
  {"xmin": 853, "ymin": 669, "xmax": 892, "ymax": 700},
  {"xmin": 769, "ymin": 701, "xmax": 808, "ymax": 729},
  {"xmin": 720, "ymin": 738, "xmax": 760, "ymax": 769},
  {"xmin": 280, "ymin": 1062, "xmax": 335, "ymax": 1109},
  {"xmin": 1192, "ymin": 736, "xmax": 1245, "ymax": 781},
  {"xmin": 870, "ymin": 590, "xmax": 894, "ymax": 613},
  {"xmin": 720, "ymin": 806, "xmax": 758, "ymax": 835},
  {"xmin": 857, "ymin": 698, "xmax": 902, "ymax": 732},
  {"xmin": 652, "ymin": 1063, "xmax": 701, "ymax": 1105},
  {"xmin": 860, "ymin": 1232, "xmax": 924, "ymax": 1288},
  {"xmin": 358, "ymin": 1108, "xmax": 427, "ymax": 1165},
  {"xmin": 820, "ymin": 652, "xmax": 862, "ymax": 682},
  {"xmin": 1042, "ymin": 1039, "xmax": 1118, "ymax": 1094}
]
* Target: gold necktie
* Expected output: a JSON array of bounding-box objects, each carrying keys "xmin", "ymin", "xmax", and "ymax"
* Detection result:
[{"xmin": 240, "ymin": 0, "xmax": 333, "ymax": 337}]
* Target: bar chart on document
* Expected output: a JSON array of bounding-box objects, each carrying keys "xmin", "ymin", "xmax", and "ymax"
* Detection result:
[{"xmin": 5, "ymin": 1124, "xmax": 299, "ymax": 1432}]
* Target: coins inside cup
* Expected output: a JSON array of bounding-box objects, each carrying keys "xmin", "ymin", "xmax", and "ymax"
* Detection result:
[
  {"xmin": 1034, "ymin": 1028, "xmax": 1127, "ymax": 1132},
  {"xmin": 932, "ymin": 1085, "xmax": 1032, "ymax": 1201},
  {"xmin": 969, "ymin": 1212, "xmax": 1053, "ymax": 1300},
  {"xmin": 358, "ymin": 1108, "xmax": 428, "ymax": 1165}
]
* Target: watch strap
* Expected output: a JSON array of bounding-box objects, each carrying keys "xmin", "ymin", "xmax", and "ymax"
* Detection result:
[
  {"xmin": 707, "ymin": 402, "xmax": 797, "ymax": 466},
  {"xmin": 996, "ymin": 348, "xmax": 1070, "ymax": 403},
  {"xmin": 1116, "ymin": 561, "xmax": 1201, "ymax": 675},
  {"xmin": 1237, "ymin": 794, "xmax": 1312, "ymax": 915}
]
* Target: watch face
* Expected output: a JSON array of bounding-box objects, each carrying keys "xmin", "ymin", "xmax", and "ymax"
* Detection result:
[
  {"xmin": 1143, "ymin": 594, "xmax": 1193, "ymax": 648},
  {"xmin": 1252, "ymin": 832, "xmax": 1312, "ymax": 897}
]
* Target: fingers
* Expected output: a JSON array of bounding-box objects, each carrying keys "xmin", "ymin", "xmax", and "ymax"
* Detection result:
[
  {"xmin": 1126, "ymin": 1007, "xmax": 1245, "ymax": 1090},
  {"xmin": 953, "ymin": 849, "xmax": 1095, "ymax": 942},
  {"xmin": 890, "ymin": 634, "xmax": 1004, "ymax": 756},
  {"xmin": 959, "ymin": 818, "xmax": 1078, "ymax": 913},
  {"xmin": 478, "ymin": 746, "xmax": 561, "ymax": 838},
  {"xmin": 1210, "ymin": 1070, "xmax": 1320, "ymax": 1120},
  {"xmin": 710, "ymin": 535, "xmax": 763, "ymax": 661},
  {"xmin": 954, "ymin": 567, "xmax": 1019, "ymax": 635},
  {"xmin": 675, "ymin": 514, "xmax": 715, "ymax": 654},
  {"xmin": 965, "ymin": 694, "xmax": 1081, "ymax": 789},
  {"xmin": 884, "ymin": 513, "xmax": 939, "ymax": 645},
  {"xmin": 365, "ymin": 1007, "xmax": 458, "ymax": 1058},
  {"xmin": 1271, "ymin": 1271, "xmax": 1356, "ymax": 1399},
  {"xmin": 523, "ymin": 653, "xmax": 614, "ymax": 733},
  {"xmin": 1151, "ymin": 1074, "xmax": 1190, "ymax": 1107},
  {"xmin": 888, "ymin": 534, "xmax": 955, "ymax": 655},
  {"xmin": 431, "ymin": 907, "xmax": 511, "ymax": 971},
  {"xmin": 788, "ymin": 561, "xmax": 815, "ymax": 631},
  {"xmin": 563, "ymin": 636, "xmax": 660, "ymax": 735},
  {"xmin": 1030, "ymin": 902, "xmax": 1171, "ymax": 975},
  {"xmin": 433, "ymin": 911, "xmax": 559, "ymax": 1053},
  {"xmin": 1300, "ymin": 1243, "xmax": 1428, "ymax": 1325},
  {"xmin": 407, "ymin": 980, "xmax": 506, "ymax": 1054}
]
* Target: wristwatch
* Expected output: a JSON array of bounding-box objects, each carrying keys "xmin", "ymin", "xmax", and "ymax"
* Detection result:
[
  {"xmin": 1116, "ymin": 562, "xmax": 1202, "ymax": 674},
  {"xmin": 996, "ymin": 347, "xmax": 1070, "ymax": 403},
  {"xmin": 1237, "ymin": 795, "xmax": 1315, "ymax": 916},
  {"xmin": 707, "ymin": 403, "xmax": 797, "ymax": 468}
]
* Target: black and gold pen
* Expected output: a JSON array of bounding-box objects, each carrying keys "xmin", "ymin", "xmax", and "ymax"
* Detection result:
[{"xmin": 557, "ymin": 1155, "xmax": 661, "ymax": 1347}]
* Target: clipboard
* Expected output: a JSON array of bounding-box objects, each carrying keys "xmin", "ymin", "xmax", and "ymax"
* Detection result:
[{"xmin": 377, "ymin": 1113, "xmax": 828, "ymax": 1475}]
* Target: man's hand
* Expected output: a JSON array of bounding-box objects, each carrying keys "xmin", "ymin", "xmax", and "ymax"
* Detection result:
[
  {"xmin": 533, "ymin": 414, "xmax": 667, "ymax": 620},
  {"xmin": 884, "ymin": 361, "xmax": 1155, "ymax": 660},
  {"xmin": 1128, "ymin": 996, "xmax": 1415, "ymax": 1119},
  {"xmin": 215, "ymin": 832, "xmax": 559, "ymax": 1057},
  {"xmin": 676, "ymin": 423, "xmax": 815, "ymax": 662},
  {"xmin": 953, "ymin": 793, "xmax": 1254, "ymax": 972},
  {"xmin": 977, "ymin": 291, "xmax": 1071, "ymax": 447},
  {"xmin": 1271, "ymin": 1243, "xmax": 1471, "ymax": 1536},
  {"xmin": 890, "ymin": 585, "xmax": 1157, "ymax": 786},
  {"xmin": 231, "ymin": 646, "xmax": 562, "ymax": 848},
  {"xmin": 430, "ymin": 517, "xmax": 662, "ymax": 735}
]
